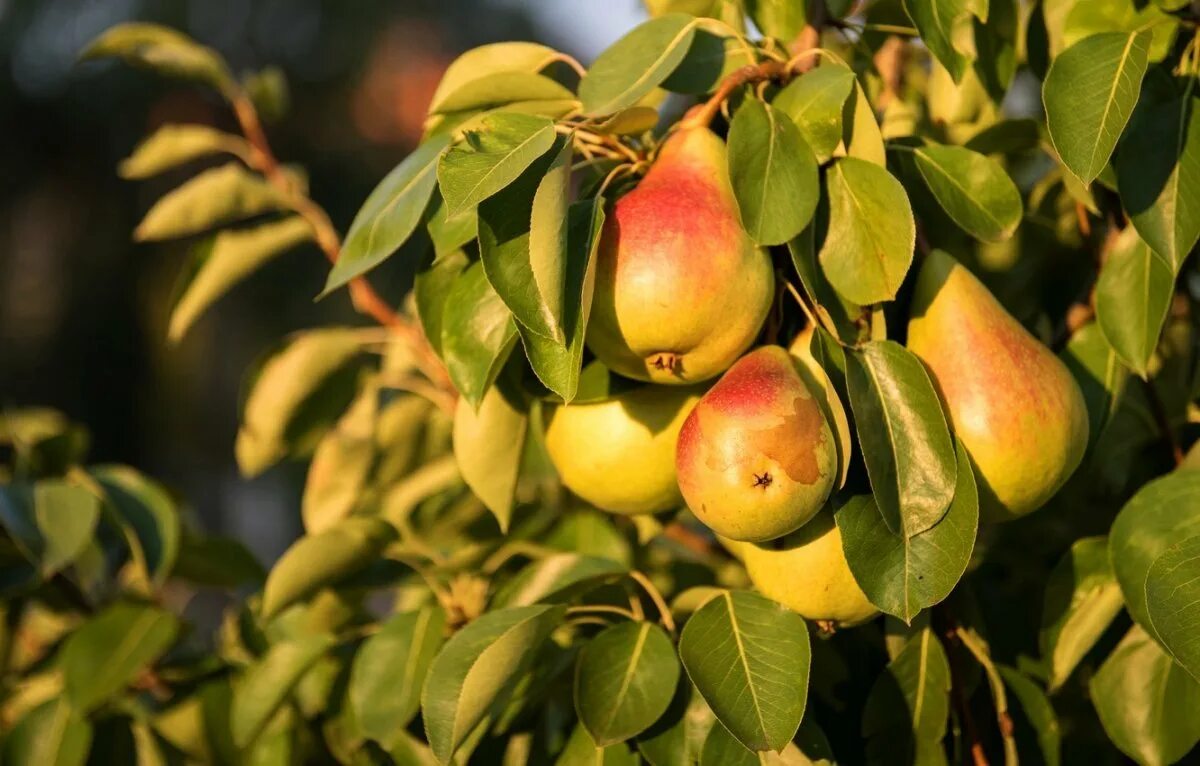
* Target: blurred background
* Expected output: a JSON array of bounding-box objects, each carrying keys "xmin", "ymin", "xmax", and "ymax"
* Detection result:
[{"xmin": 0, "ymin": 0, "xmax": 646, "ymax": 563}]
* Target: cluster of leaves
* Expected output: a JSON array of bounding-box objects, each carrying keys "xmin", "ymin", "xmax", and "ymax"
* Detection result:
[{"xmin": 3, "ymin": 0, "xmax": 1200, "ymax": 763}]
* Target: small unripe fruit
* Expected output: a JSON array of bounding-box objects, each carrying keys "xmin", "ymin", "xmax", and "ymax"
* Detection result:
[
  {"xmin": 737, "ymin": 510, "xmax": 879, "ymax": 628},
  {"xmin": 545, "ymin": 384, "xmax": 702, "ymax": 515}
]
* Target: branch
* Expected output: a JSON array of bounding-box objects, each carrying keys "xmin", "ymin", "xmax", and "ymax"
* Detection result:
[{"xmin": 230, "ymin": 93, "xmax": 455, "ymax": 395}]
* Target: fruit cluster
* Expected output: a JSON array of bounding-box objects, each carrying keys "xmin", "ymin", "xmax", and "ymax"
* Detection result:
[{"xmin": 546, "ymin": 122, "xmax": 1090, "ymax": 629}]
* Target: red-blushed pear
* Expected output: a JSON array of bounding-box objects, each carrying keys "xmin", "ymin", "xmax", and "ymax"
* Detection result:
[
  {"xmin": 732, "ymin": 511, "xmax": 879, "ymax": 628},
  {"xmin": 586, "ymin": 125, "xmax": 774, "ymax": 384},
  {"xmin": 544, "ymin": 384, "xmax": 703, "ymax": 515},
  {"xmin": 907, "ymin": 250, "xmax": 1089, "ymax": 522},
  {"xmin": 675, "ymin": 346, "xmax": 837, "ymax": 542}
]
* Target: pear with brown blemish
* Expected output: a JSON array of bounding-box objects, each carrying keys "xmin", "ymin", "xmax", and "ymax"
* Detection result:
[
  {"xmin": 586, "ymin": 126, "xmax": 775, "ymax": 384},
  {"xmin": 907, "ymin": 250, "xmax": 1088, "ymax": 521},
  {"xmin": 675, "ymin": 345, "xmax": 837, "ymax": 542}
]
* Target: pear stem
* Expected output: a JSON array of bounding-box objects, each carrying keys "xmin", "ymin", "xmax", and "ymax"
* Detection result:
[{"xmin": 629, "ymin": 570, "xmax": 677, "ymax": 634}]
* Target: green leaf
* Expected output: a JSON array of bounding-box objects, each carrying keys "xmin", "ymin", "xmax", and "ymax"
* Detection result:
[
  {"xmin": 260, "ymin": 516, "xmax": 397, "ymax": 618},
  {"xmin": 788, "ymin": 229, "xmax": 863, "ymax": 345},
  {"xmin": 301, "ymin": 383, "xmax": 379, "ymax": 534},
  {"xmin": 436, "ymin": 113, "xmax": 557, "ymax": 215},
  {"xmin": 172, "ymin": 533, "xmax": 264, "ymax": 588},
  {"xmin": 727, "ymin": 101, "xmax": 819, "ymax": 246},
  {"xmin": 426, "ymin": 195, "xmax": 477, "ymax": 259},
  {"xmin": 325, "ymin": 135, "xmax": 449, "ymax": 292},
  {"xmin": 842, "ymin": 82, "xmax": 886, "ymax": 166},
  {"xmin": 836, "ymin": 439, "xmax": 978, "ymax": 623},
  {"xmin": 235, "ymin": 328, "xmax": 364, "ymax": 477},
  {"xmin": 845, "ymin": 341, "xmax": 957, "ymax": 538},
  {"xmin": 699, "ymin": 722, "xmax": 822, "ymax": 765},
  {"xmin": 61, "ymin": 602, "xmax": 179, "ymax": 712},
  {"xmin": 432, "ymin": 72, "xmax": 576, "ymax": 114},
  {"xmin": 231, "ymin": 633, "xmax": 335, "ymax": 749},
  {"xmin": 557, "ymin": 724, "xmax": 641, "ymax": 766},
  {"xmin": 90, "ymin": 465, "xmax": 181, "ymax": 588},
  {"xmin": 82, "ymin": 22, "xmax": 234, "ymax": 94},
  {"xmin": 134, "ymin": 163, "xmax": 284, "ymax": 242},
  {"xmin": 998, "ymin": 666, "xmax": 1061, "ymax": 766},
  {"xmin": 479, "ymin": 139, "xmax": 570, "ymax": 344},
  {"xmin": 1039, "ymin": 536, "xmax": 1125, "ymax": 692},
  {"xmin": 440, "ymin": 260, "xmax": 518, "ymax": 408},
  {"xmin": 1146, "ymin": 535, "xmax": 1200, "ymax": 683},
  {"xmin": 519, "ymin": 197, "xmax": 606, "ymax": 402},
  {"xmin": 119, "ymin": 124, "xmax": 250, "ymax": 179},
  {"xmin": 1059, "ymin": 321, "xmax": 1129, "ymax": 446},
  {"xmin": 1043, "ymin": 30, "xmax": 1152, "ymax": 185},
  {"xmin": 819, "ymin": 158, "xmax": 915, "ymax": 305},
  {"xmin": 973, "ymin": 0, "xmax": 1019, "ymax": 99},
  {"xmin": 492, "ymin": 553, "xmax": 626, "ymax": 608},
  {"xmin": 964, "ymin": 118, "xmax": 1041, "ymax": 155},
  {"xmin": 579, "ymin": 14, "xmax": 697, "ymax": 115},
  {"xmin": 422, "ymin": 604, "xmax": 566, "ymax": 763},
  {"xmin": 1062, "ymin": 0, "xmax": 1178, "ymax": 63},
  {"xmin": 415, "ymin": 250, "xmax": 469, "ymax": 358},
  {"xmin": 576, "ymin": 621, "xmax": 681, "ymax": 746},
  {"xmin": 679, "ymin": 590, "xmax": 811, "ymax": 752},
  {"xmin": 743, "ymin": 0, "xmax": 806, "ymax": 41},
  {"xmin": 913, "ymin": 144, "xmax": 1023, "ymax": 242},
  {"xmin": 1094, "ymin": 226, "xmax": 1174, "ymax": 377},
  {"xmin": 636, "ymin": 682, "xmax": 715, "ymax": 766},
  {"xmin": 0, "ymin": 480, "xmax": 100, "ymax": 577},
  {"xmin": 169, "ymin": 216, "xmax": 313, "ymax": 341},
  {"xmin": 1090, "ymin": 626, "xmax": 1200, "ymax": 766},
  {"xmin": 772, "ymin": 65, "xmax": 856, "ymax": 163},
  {"xmin": 452, "ymin": 381, "xmax": 528, "ymax": 532},
  {"xmin": 903, "ymin": 0, "xmax": 976, "ymax": 80},
  {"xmin": 428, "ymin": 42, "xmax": 560, "ymax": 114},
  {"xmin": 3, "ymin": 698, "xmax": 91, "ymax": 766},
  {"xmin": 1110, "ymin": 470, "xmax": 1200, "ymax": 640},
  {"xmin": 351, "ymin": 606, "xmax": 447, "ymax": 747},
  {"xmin": 862, "ymin": 627, "xmax": 951, "ymax": 761},
  {"xmin": 1117, "ymin": 84, "xmax": 1200, "ymax": 272},
  {"xmin": 662, "ymin": 28, "xmax": 756, "ymax": 95},
  {"xmin": 593, "ymin": 106, "xmax": 661, "ymax": 136}
]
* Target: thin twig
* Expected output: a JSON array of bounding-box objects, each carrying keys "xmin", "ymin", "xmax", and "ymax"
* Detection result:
[
  {"xmin": 629, "ymin": 570, "xmax": 676, "ymax": 634},
  {"xmin": 230, "ymin": 93, "xmax": 454, "ymax": 394}
]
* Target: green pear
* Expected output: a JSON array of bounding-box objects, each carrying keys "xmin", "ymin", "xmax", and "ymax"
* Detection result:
[
  {"xmin": 544, "ymin": 384, "xmax": 702, "ymax": 515},
  {"xmin": 737, "ymin": 510, "xmax": 879, "ymax": 628},
  {"xmin": 907, "ymin": 250, "xmax": 1088, "ymax": 521},
  {"xmin": 675, "ymin": 346, "xmax": 837, "ymax": 542},
  {"xmin": 587, "ymin": 126, "xmax": 774, "ymax": 384}
]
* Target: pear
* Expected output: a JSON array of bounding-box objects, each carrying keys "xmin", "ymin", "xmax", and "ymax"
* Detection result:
[
  {"xmin": 738, "ymin": 510, "xmax": 879, "ymax": 628},
  {"xmin": 907, "ymin": 250, "xmax": 1088, "ymax": 521},
  {"xmin": 544, "ymin": 384, "xmax": 702, "ymax": 515},
  {"xmin": 675, "ymin": 346, "xmax": 837, "ymax": 542},
  {"xmin": 587, "ymin": 126, "xmax": 774, "ymax": 384}
]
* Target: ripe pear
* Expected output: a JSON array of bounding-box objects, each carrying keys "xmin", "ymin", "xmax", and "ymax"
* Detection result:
[
  {"xmin": 544, "ymin": 384, "xmax": 702, "ymax": 515},
  {"xmin": 739, "ymin": 510, "xmax": 879, "ymax": 628},
  {"xmin": 907, "ymin": 250, "xmax": 1088, "ymax": 521},
  {"xmin": 587, "ymin": 126, "xmax": 774, "ymax": 384},
  {"xmin": 675, "ymin": 346, "xmax": 837, "ymax": 542}
]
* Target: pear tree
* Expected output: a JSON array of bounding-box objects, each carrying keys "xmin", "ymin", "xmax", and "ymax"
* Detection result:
[{"xmin": 4, "ymin": 0, "xmax": 1200, "ymax": 763}]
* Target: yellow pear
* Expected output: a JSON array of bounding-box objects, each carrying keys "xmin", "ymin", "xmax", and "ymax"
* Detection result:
[
  {"xmin": 907, "ymin": 250, "xmax": 1089, "ymax": 521},
  {"xmin": 675, "ymin": 346, "xmax": 837, "ymax": 542},
  {"xmin": 587, "ymin": 126, "xmax": 774, "ymax": 384},
  {"xmin": 544, "ymin": 384, "xmax": 702, "ymax": 515},
  {"xmin": 739, "ymin": 510, "xmax": 879, "ymax": 628}
]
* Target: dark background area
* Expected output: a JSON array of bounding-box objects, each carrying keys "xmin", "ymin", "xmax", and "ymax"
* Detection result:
[{"xmin": 0, "ymin": 0, "xmax": 645, "ymax": 561}]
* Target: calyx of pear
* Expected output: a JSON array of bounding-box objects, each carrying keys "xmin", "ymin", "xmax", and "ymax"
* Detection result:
[
  {"xmin": 544, "ymin": 384, "xmax": 702, "ymax": 516},
  {"xmin": 726, "ymin": 510, "xmax": 879, "ymax": 628},
  {"xmin": 907, "ymin": 250, "xmax": 1088, "ymax": 521},
  {"xmin": 676, "ymin": 345, "xmax": 837, "ymax": 542},
  {"xmin": 586, "ymin": 125, "xmax": 774, "ymax": 384}
]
